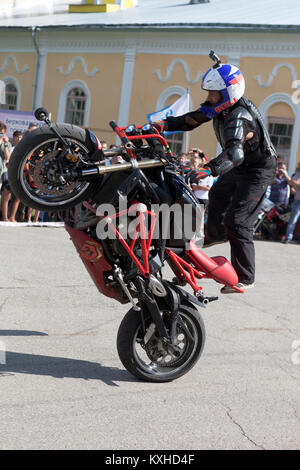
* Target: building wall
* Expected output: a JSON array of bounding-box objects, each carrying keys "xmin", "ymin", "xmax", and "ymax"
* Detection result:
[
  {"xmin": 0, "ymin": 52, "xmax": 36, "ymax": 110},
  {"xmin": 129, "ymin": 52, "xmax": 225, "ymax": 156},
  {"xmin": 0, "ymin": 28, "xmax": 300, "ymax": 171},
  {"xmin": 267, "ymin": 102, "xmax": 294, "ymax": 119},
  {"xmin": 42, "ymin": 52, "xmax": 124, "ymax": 142},
  {"xmin": 240, "ymin": 56, "xmax": 300, "ymax": 170}
]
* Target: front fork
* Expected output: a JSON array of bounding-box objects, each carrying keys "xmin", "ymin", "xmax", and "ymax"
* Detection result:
[{"xmin": 133, "ymin": 275, "xmax": 194, "ymax": 349}]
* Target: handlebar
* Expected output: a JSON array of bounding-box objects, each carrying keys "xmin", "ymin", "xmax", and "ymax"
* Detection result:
[
  {"xmin": 109, "ymin": 121, "xmax": 135, "ymax": 157},
  {"xmin": 109, "ymin": 120, "xmax": 174, "ymax": 161},
  {"xmin": 109, "ymin": 120, "xmax": 118, "ymax": 131}
]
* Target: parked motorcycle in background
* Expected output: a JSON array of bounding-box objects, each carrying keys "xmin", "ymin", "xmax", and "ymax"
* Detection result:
[{"xmin": 254, "ymin": 198, "xmax": 290, "ymax": 241}]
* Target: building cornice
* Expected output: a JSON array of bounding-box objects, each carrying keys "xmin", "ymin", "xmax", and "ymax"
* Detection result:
[{"xmin": 0, "ymin": 30, "xmax": 300, "ymax": 58}]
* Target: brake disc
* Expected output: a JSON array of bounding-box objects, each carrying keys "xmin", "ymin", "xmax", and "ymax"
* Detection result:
[
  {"xmin": 31, "ymin": 151, "xmax": 79, "ymax": 195},
  {"xmin": 145, "ymin": 328, "xmax": 187, "ymax": 367}
]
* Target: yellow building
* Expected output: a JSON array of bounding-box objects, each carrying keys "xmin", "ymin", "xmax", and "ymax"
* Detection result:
[{"xmin": 0, "ymin": 0, "xmax": 300, "ymax": 172}]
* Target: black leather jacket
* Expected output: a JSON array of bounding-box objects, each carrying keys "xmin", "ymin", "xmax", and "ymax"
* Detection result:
[{"xmin": 165, "ymin": 97, "xmax": 277, "ymax": 176}]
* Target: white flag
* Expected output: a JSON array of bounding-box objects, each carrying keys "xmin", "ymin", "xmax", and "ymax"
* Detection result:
[{"xmin": 147, "ymin": 89, "xmax": 190, "ymax": 124}]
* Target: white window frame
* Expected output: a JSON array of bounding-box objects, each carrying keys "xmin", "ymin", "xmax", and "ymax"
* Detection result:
[
  {"xmin": 259, "ymin": 93, "xmax": 300, "ymax": 174},
  {"xmin": 57, "ymin": 79, "xmax": 90, "ymax": 127},
  {"xmin": 0, "ymin": 76, "xmax": 21, "ymax": 110},
  {"xmin": 268, "ymin": 116, "xmax": 294, "ymax": 164}
]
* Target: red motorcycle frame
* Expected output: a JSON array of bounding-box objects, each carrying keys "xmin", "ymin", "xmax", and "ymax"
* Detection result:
[{"xmin": 67, "ymin": 122, "xmax": 243, "ymax": 301}]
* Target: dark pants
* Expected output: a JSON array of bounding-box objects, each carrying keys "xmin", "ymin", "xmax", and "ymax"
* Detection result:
[{"xmin": 206, "ymin": 156, "xmax": 276, "ymax": 284}]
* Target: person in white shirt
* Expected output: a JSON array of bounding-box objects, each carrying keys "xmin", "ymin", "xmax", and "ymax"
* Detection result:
[
  {"xmin": 187, "ymin": 150, "xmax": 215, "ymax": 235},
  {"xmin": 190, "ymin": 151, "xmax": 215, "ymax": 208}
]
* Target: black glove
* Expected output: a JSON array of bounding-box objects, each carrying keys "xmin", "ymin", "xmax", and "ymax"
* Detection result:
[{"xmin": 205, "ymin": 154, "xmax": 234, "ymax": 177}]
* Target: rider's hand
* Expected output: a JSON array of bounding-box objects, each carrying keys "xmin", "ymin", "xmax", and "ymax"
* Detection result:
[{"xmin": 152, "ymin": 121, "xmax": 167, "ymax": 133}]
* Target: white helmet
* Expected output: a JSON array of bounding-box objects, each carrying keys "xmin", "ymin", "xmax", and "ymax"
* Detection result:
[{"xmin": 201, "ymin": 63, "xmax": 245, "ymax": 118}]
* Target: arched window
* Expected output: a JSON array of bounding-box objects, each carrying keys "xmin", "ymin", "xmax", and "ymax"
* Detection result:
[
  {"xmin": 259, "ymin": 93, "xmax": 300, "ymax": 174},
  {"xmin": 0, "ymin": 80, "xmax": 18, "ymax": 110},
  {"xmin": 58, "ymin": 80, "xmax": 90, "ymax": 127},
  {"xmin": 268, "ymin": 117, "xmax": 294, "ymax": 164},
  {"xmin": 266, "ymin": 103, "xmax": 294, "ymax": 164},
  {"xmin": 65, "ymin": 87, "xmax": 87, "ymax": 126}
]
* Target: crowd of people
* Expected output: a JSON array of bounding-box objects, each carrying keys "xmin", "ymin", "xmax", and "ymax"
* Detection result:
[
  {"xmin": 1, "ymin": 125, "xmax": 300, "ymax": 243},
  {"xmin": 0, "ymin": 120, "xmax": 51, "ymax": 223},
  {"xmin": 259, "ymin": 157, "xmax": 300, "ymax": 243},
  {"xmin": 174, "ymin": 149, "xmax": 300, "ymax": 244},
  {"xmin": 176, "ymin": 148, "xmax": 215, "ymax": 207}
]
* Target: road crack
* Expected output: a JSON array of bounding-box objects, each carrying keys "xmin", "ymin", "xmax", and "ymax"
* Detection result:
[{"xmin": 222, "ymin": 404, "xmax": 266, "ymax": 450}]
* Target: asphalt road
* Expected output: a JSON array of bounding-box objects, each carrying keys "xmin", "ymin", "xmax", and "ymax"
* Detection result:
[{"xmin": 0, "ymin": 226, "xmax": 299, "ymax": 450}]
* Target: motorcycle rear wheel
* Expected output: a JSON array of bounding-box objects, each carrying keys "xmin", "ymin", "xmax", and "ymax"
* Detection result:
[
  {"xmin": 117, "ymin": 303, "xmax": 205, "ymax": 383},
  {"xmin": 8, "ymin": 124, "xmax": 100, "ymax": 211}
]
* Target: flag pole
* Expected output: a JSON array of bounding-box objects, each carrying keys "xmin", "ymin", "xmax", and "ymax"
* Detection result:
[{"xmin": 185, "ymin": 88, "xmax": 190, "ymax": 154}]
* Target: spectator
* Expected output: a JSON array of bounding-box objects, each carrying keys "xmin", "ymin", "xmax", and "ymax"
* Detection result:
[
  {"xmin": 0, "ymin": 124, "xmax": 21, "ymax": 222},
  {"xmin": 27, "ymin": 206, "xmax": 40, "ymax": 223},
  {"xmin": 11, "ymin": 130, "xmax": 23, "ymax": 150},
  {"xmin": 0, "ymin": 121, "xmax": 11, "ymax": 169},
  {"xmin": 177, "ymin": 153, "xmax": 189, "ymax": 167},
  {"xmin": 280, "ymin": 164, "xmax": 300, "ymax": 244},
  {"xmin": 1, "ymin": 174, "xmax": 21, "ymax": 222},
  {"xmin": 292, "ymin": 162, "xmax": 300, "ymax": 176},
  {"xmin": 111, "ymin": 154, "xmax": 125, "ymax": 164},
  {"xmin": 191, "ymin": 151, "xmax": 215, "ymax": 219},
  {"xmin": 185, "ymin": 148, "xmax": 214, "ymax": 231},
  {"xmin": 23, "ymin": 123, "xmax": 37, "ymax": 136},
  {"xmin": 188, "ymin": 149, "xmax": 201, "ymax": 169},
  {"xmin": 21, "ymin": 123, "xmax": 40, "ymax": 222},
  {"xmin": 103, "ymin": 146, "xmax": 124, "ymax": 166},
  {"xmin": 0, "ymin": 122, "xmax": 12, "ymax": 221},
  {"xmin": 289, "ymin": 162, "xmax": 300, "ymax": 204},
  {"xmin": 197, "ymin": 148, "xmax": 209, "ymax": 164},
  {"xmin": 100, "ymin": 140, "xmax": 108, "ymax": 150},
  {"xmin": 268, "ymin": 162, "xmax": 290, "ymax": 207}
]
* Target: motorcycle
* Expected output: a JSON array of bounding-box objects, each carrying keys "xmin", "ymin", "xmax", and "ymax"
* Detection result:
[
  {"xmin": 253, "ymin": 198, "xmax": 290, "ymax": 241},
  {"xmin": 8, "ymin": 107, "xmax": 242, "ymax": 382}
]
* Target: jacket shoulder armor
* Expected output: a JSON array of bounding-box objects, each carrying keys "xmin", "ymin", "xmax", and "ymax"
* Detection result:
[
  {"xmin": 223, "ymin": 105, "xmax": 255, "ymax": 144},
  {"xmin": 225, "ymin": 105, "xmax": 253, "ymax": 124}
]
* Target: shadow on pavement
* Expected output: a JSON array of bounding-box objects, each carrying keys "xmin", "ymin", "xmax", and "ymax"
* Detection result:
[
  {"xmin": 0, "ymin": 330, "xmax": 48, "ymax": 336},
  {"xmin": 0, "ymin": 351, "xmax": 136, "ymax": 386}
]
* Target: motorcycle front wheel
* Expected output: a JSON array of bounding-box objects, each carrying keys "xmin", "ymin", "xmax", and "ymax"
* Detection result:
[
  {"xmin": 117, "ymin": 304, "xmax": 205, "ymax": 383},
  {"xmin": 8, "ymin": 123, "xmax": 100, "ymax": 211}
]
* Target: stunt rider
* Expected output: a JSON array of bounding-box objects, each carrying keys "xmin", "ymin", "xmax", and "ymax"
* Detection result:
[{"xmin": 158, "ymin": 52, "xmax": 277, "ymax": 293}]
